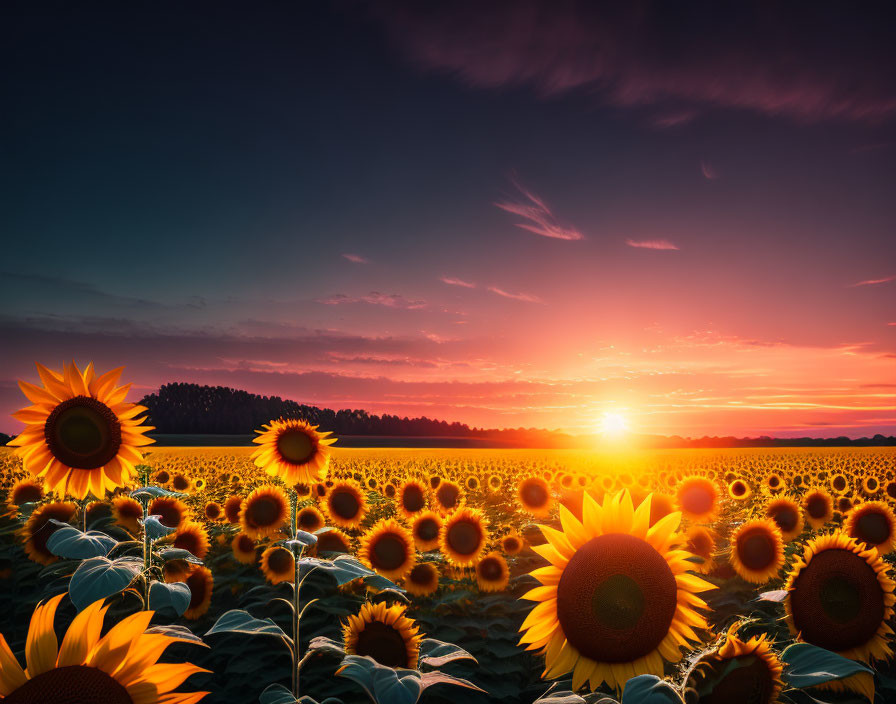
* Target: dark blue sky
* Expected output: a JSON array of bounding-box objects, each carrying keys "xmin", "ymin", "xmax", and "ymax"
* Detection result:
[{"xmin": 2, "ymin": 1, "xmax": 894, "ymax": 436}]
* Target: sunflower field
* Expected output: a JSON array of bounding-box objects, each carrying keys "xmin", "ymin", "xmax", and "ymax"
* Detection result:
[{"xmin": 2, "ymin": 364, "xmax": 896, "ymax": 704}]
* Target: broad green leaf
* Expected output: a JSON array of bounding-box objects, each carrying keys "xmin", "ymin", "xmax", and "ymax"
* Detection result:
[
  {"xmin": 69, "ymin": 556, "xmax": 143, "ymax": 611},
  {"xmin": 419, "ymin": 671, "xmax": 485, "ymax": 694},
  {"xmin": 336, "ymin": 655, "xmax": 423, "ymax": 704},
  {"xmin": 260, "ymin": 684, "xmax": 299, "ymax": 704},
  {"xmin": 418, "ymin": 639, "xmax": 477, "ymax": 669},
  {"xmin": 621, "ymin": 675, "xmax": 683, "ymax": 704},
  {"xmin": 149, "ymin": 580, "xmax": 191, "ymax": 616},
  {"xmin": 141, "ymin": 515, "xmax": 176, "ymax": 541},
  {"xmin": 205, "ymin": 609, "xmax": 290, "ymax": 639},
  {"xmin": 781, "ymin": 643, "xmax": 874, "ymax": 690},
  {"xmin": 159, "ymin": 547, "xmax": 203, "ymax": 564},
  {"xmin": 46, "ymin": 521, "xmax": 117, "ymax": 559},
  {"xmin": 308, "ymin": 636, "xmax": 346, "ymax": 658}
]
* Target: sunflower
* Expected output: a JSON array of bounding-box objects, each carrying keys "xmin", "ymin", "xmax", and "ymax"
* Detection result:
[
  {"xmin": 171, "ymin": 474, "xmax": 191, "ymax": 492},
  {"xmin": 154, "ymin": 469, "xmax": 171, "ymax": 485},
  {"xmin": 519, "ymin": 491, "xmax": 714, "ymax": 692},
  {"xmin": 223, "ymin": 495, "xmax": 243, "ymax": 524},
  {"xmin": 684, "ymin": 526, "xmax": 716, "ymax": 575},
  {"xmin": 260, "ymin": 546, "xmax": 295, "ymax": 585},
  {"xmin": 0, "ymin": 594, "xmax": 208, "ymax": 703},
  {"xmin": 9, "ymin": 362, "xmax": 154, "ymax": 499},
  {"xmin": 861, "ymin": 475, "xmax": 881, "ymax": 497},
  {"xmin": 359, "ymin": 519, "xmax": 415, "ymax": 581},
  {"xmin": 397, "ymin": 480, "xmax": 428, "ymax": 519},
  {"xmin": 315, "ymin": 527, "xmax": 352, "ymax": 554},
  {"xmin": 411, "ymin": 511, "xmax": 443, "ymax": 552},
  {"xmin": 7, "ymin": 478, "xmax": 44, "ymax": 509},
  {"xmin": 383, "ymin": 483, "xmax": 397, "ymax": 499},
  {"xmin": 111, "ymin": 495, "xmax": 143, "ymax": 535},
  {"xmin": 342, "ymin": 602, "xmax": 422, "ymax": 669},
  {"xmin": 676, "ymin": 477, "xmax": 719, "ymax": 523},
  {"xmin": 464, "ymin": 475, "xmax": 480, "ymax": 492},
  {"xmin": 322, "ymin": 480, "xmax": 367, "ymax": 530},
  {"xmin": 764, "ymin": 496, "xmax": 804, "ymax": 542},
  {"xmin": 231, "ymin": 532, "xmax": 257, "ymax": 565},
  {"xmin": 727, "ymin": 479, "xmax": 752, "ymax": 502},
  {"xmin": 476, "ymin": 552, "xmax": 509, "ymax": 592},
  {"xmin": 518, "ymin": 476, "xmax": 553, "ymax": 518},
  {"xmin": 729, "ymin": 519, "xmax": 784, "ymax": 584},
  {"xmin": 686, "ymin": 626, "xmax": 783, "ymax": 704},
  {"xmin": 802, "ymin": 487, "xmax": 834, "ymax": 530},
  {"xmin": 19, "ymin": 502, "xmax": 78, "ymax": 565},
  {"xmin": 182, "ymin": 566, "xmax": 214, "ymax": 620},
  {"xmin": 239, "ymin": 485, "xmax": 289, "ymax": 539},
  {"xmin": 845, "ymin": 501, "xmax": 896, "ymax": 555},
  {"xmin": 169, "ymin": 521, "xmax": 210, "ymax": 561},
  {"xmin": 785, "ymin": 532, "xmax": 895, "ymax": 663},
  {"xmin": 204, "ymin": 501, "xmax": 223, "ymax": 522},
  {"xmin": 296, "ymin": 505, "xmax": 325, "ymax": 533},
  {"xmin": 502, "ymin": 531, "xmax": 525, "ymax": 556},
  {"xmin": 830, "ymin": 473, "xmax": 850, "ymax": 496},
  {"xmin": 294, "ymin": 482, "xmax": 312, "ymax": 498},
  {"xmin": 434, "ymin": 480, "xmax": 463, "ymax": 513},
  {"xmin": 148, "ymin": 496, "xmax": 191, "ymax": 530},
  {"xmin": 886, "ymin": 481, "xmax": 896, "ymax": 502},
  {"xmin": 251, "ymin": 418, "xmax": 335, "ymax": 485},
  {"xmin": 84, "ymin": 500, "xmax": 111, "ymax": 527},
  {"xmin": 765, "ymin": 473, "xmax": 785, "ymax": 494},
  {"xmin": 440, "ymin": 507, "xmax": 488, "ymax": 567},
  {"xmin": 487, "ymin": 474, "xmax": 503, "ymax": 492},
  {"xmin": 404, "ymin": 563, "xmax": 440, "ymax": 597}
]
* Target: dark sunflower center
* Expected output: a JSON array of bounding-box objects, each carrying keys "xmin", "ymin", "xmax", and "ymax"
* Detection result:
[
  {"xmin": 174, "ymin": 532, "xmax": 201, "ymax": 556},
  {"xmin": 887, "ymin": 483, "xmax": 896, "ymax": 500},
  {"xmin": 504, "ymin": 537, "xmax": 520, "ymax": 552},
  {"xmin": 855, "ymin": 511, "xmax": 891, "ymax": 546},
  {"xmin": 44, "ymin": 396, "xmax": 121, "ymax": 470},
  {"xmin": 521, "ymin": 481, "xmax": 548, "ymax": 507},
  {"xmin": 738, "ymin": 531, "xmax": 776, "ymax": 571},
  {"xmin": 298, "ymin": 510, "xmax": 321, "ymax": 530},
  {"xmin": 731, "ymin": 482, "xmax": 746, "ymax": 496},
  {"xmin": 3, "ymin": 665, "xmax": 133, "ymax": 704},
  {"xmin": 410, "ymin": 564, "xmax": 434, "ymax": 584},
  {"xmin": 768, "ymin": 476, "xmax": 780, "ymax": 488},
  {"xmin": 317, "ymin": 533, "xmax": 348, "ymax": 553},
  {"xmin": 867, "ymin": 479, "xmax": 879, "ymax": 491},
  {"xmin": 172, "ymin": 475, "xmax": 190, "ymax": 491},
  {"xmin": 186, "ymin": 571, "xmax": 208, "ymax": 609},
  {"xmin": 771, "ymin": 506, "xmax": 797, "ymax": 533},
  {"xmin": 416, "ymin": 518, "xmax": 438, "ymax": 542},
  {"xmin": 330, "ymin": 490, "xmax": 360, "ymax": 519},
  {"xmin": 789, "ymin": 548, "xmax": 885, "ymax": 652},
  {"xmin": 556, "ymin": 533, "xmax": 678, "ymax": 663},
  {"xmin": 268, "ymin": 548, "xmax": 293, "ymax": 573},
  {"xmin": 355, "ymin": 622, "xmax": 411, "ymax": 668},
  {"xmin": 437, "ymin": 484, "xmax": 459, "ymax": 508},
  {"xmin": 447, "ymin": 520, "xmax": 481, "ymax": 556},
  {"xmin": 156, "ymin": 471, "xmax": 170, "ymax": 483},
  {"xmin": 237, "ymin": 535, "xmax": 255, "ymax": 552},
  {"xmin": 206, "ymin": 504, "xmax": 221, "ymax": 519},
  {"xmin": 152, "ymin": 502, "xmax": 182, "ymax": 528},
  {"xmin": 807, "ymin": 495, "xmax": 829, "ymax": 519},
  {"xmin": 479, "ymin": 557, "xmax": 504, "ymax": 582},
  {"xmin": 688, "ymin": 533, "xmax": 712, "ymax": 557},
  {"xmin": 699, "ymin": 656, "xmax": 773, "ymax": 704},
  {"xmin": 248, "ymin": 497, "xmax": 281, "ymax": 526},
  {"xmin": 402, "ymin": 485, "xmax": 425, "ymax": 512},
  {"xmin": 13, "ymin": 485, "xmax": 43, "ymax": 504},
  {"xmin": 833, "ymin": 476, "xmax": 847, "ymax": 492},
  {"xmin": 681, "ymin": 486, "xmax": 713, "ymax": 515},
  {"xmin": 225, "ymin": 499, "xmax": 242, "ymax": 523},
  {"xmin": 373, "ymin": 534, "xmax": 407, "ymax": 570},
  {"xmin": 277, "ymin": 430, "xmax": 315, "ymax": 465}
]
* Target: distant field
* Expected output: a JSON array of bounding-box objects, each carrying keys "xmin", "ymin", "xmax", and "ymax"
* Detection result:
[{"xmin": 147, "ymin": 434, "xmax": 532, "ymax": 448}]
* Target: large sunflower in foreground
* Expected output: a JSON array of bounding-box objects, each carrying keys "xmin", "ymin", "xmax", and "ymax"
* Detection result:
[
  {"xmin": 251, "ymin": 418, "xmax": 335, "ymax": 485},
  {"xmin": 519, "ymin": 491, "xmax": 714, "ymax": 692},
  {"xmin": 10, "ymin": 362, "xmax": 154, "ymax": 499},
  {"xmin": 784, "ymin": 531, "xmax": 895, "ymax": 663},
  {"xmin": 0, "ymin": 594, "xmax": 208, "ymax": 703},
  {"xmin": 342, "ymin": 601, "xmax": 422, "ymax": 669}
]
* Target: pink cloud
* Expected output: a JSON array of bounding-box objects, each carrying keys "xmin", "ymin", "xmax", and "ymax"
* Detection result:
[
  {"xmin": 440, "ymin": 276, "xmax": 476, "ymax": 288},
  {"xmin": 342, "ymin": 253, "xmax": 368, "ymax": 264},
  {"xmin": 372, "ymin": 3, "xmax": 896, "ymax": 123},
  {"xmin": 626, "ymin": 238, "xmax": 680, "ymax": 251},
  {"xmin": 495, "ymin": 178, "xmax": 584, "ymax": 241},
  {"xmin": 850, "ymin": 275, "xmax": 896, "ymax": 287},
  {"xmin": 701, "ymin": 161, "xmax": 719, "ymax": 180},
  {"xmin": 487, "ymin": 286, "xmax": 544, "ymax": 303},
  {"xmin": 316, "ymin": 292, "xmax": 427, "ymax": 309}
]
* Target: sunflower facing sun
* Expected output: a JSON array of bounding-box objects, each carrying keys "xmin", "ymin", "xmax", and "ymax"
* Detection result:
[
  {"xmin": 10, "ymin": 362, "xmax": 154, "ymax": 499},
  {"xmin": 251, "ymin": 418, "xmax": 335, "ymax": 485},
  {"xmin": 0, "ymin": 594, "xmax": 208, "ymax": 703},
  {"xmin": 519, "ymin": 490, "xmax": 714, "ymax": 692}
]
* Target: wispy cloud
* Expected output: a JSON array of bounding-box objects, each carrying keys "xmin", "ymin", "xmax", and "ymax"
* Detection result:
[
  {"xmin": 849, "ymin": 275, "xmax": 895, "ymax": 287},
  {"xmin": 701, "ymin": 161, "xmax": 719, "ymax": 180},
  {"xmin": 625, "ymin": 238, "xmax": 680, "ymax": 251},
  {"xmin": 316, "ymin": 292, "xmax": 427, "ymax": 309},
  {"xmin": 342, "ymin": 253, "xmax": 368, "ymax": 264},
  {"xmin": 440, "ymin": 276, "xmax": 477, "ymax": 288},
  {"xmin": 495, "ymin": 178, "xmax": 584, "ymax": 241},
  {"xmin": 487, "ymin": 286, "xmax": 544, "ymax": 303}
]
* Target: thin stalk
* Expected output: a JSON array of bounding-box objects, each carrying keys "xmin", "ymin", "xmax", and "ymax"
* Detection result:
[
  {"xmin": 79, "ymin": 497, "xmax": 89, "ymax": 532},
  {"xmin": 290, "ymin": 487, "xmax": 302, "ymax": 699},
  {"xmin": 142, "ymin": 500, "xmax": 151, "ymax": 610}
]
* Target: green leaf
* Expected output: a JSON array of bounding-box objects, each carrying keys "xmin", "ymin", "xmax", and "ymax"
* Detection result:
[
  {"xmin": 69, "ymin": 556, "xmax": 143, "ymax": 611},
  {"xmin": 533, "ymin": 689, "xmax": 587, "ymax": 704},
  {"xmin": 46, "ymin": 521, "xmax": 117, "ymax": 559},
  {"xmin": 205, "ymin": 609, "xmax": 290, "ymax": 639},
  {"xmin": 419, "ymin": 671, "xmax": 485, "ymax": 694},
  {"xmin": 417, "ymin": 639, "xmax": 477, "ymax": 669},
  {"xmin": 621, "ymin": 675, "xmax": 683, "ymax": 704},
  {"xmin": 141, "ymin": 515, "xmax": 176, "ymax": 541},
  {"xmin": 336, "ymin": 655, "xmax": 422, "ymax": 704},
  {"xmin": 130, "ymin": 486, "xmax": 182, "ymax": 501},
  {"xmin": 300, "ymin": 555, "xmax": 381, "ymax": 586},
  {"xmin": 149, "ymin": 581, "xmax": 191, "ymax": 617},
  {"xmin": 260, "ymin": 684, "xmax": 299, "ymax": 704},
  {"xmin": 781, "ymin": 643, "xmax": 874, "ymax": 690},
  {"xmin": 145, "ymin": 623, "xmax": 206, "ymax": 645},
  {"xmin": 308, "ymin": 636, "xmax": 346, "ymax": 658},
  {"xmin": 158, "ymin": 547, "xmax": 203, "ymax": 564}
]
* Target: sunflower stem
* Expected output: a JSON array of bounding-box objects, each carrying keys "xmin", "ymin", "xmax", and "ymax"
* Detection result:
[
  {"xmin": 290, "ymin": 486, "xmax": 302, "ymax": 698},
  {"xmin": 142, "ymin": 499, "xmax": 151, "ymax": 610},
  {"xmin": 79, "ymin": 497, "xmax": 89, "ymax": 532}
]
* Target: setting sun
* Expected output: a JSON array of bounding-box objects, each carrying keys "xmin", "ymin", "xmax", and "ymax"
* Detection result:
[{"xmin": 597, "ymin": 411, "xmax": 629, "ymax": 437}]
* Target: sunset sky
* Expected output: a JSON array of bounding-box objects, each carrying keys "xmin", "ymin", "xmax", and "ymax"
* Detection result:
[{"xmin": 2, "ymin": 1, "xmax": 894, "ymax": 437}]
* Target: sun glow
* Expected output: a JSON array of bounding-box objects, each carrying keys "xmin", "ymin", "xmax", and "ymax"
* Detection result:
[{"xmin": 597, "ymin": 411, "xmax": 629, "ymax": 438}]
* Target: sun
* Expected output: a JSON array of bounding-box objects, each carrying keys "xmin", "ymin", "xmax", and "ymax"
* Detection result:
[{"xmin": 597, "ymin": 411, "xmax": 629, "ymax": 437}]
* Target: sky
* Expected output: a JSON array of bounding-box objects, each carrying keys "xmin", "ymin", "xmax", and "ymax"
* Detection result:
[{"xmin": 1, "ymin": 1, "xmax": 894, "ymax": 438}]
